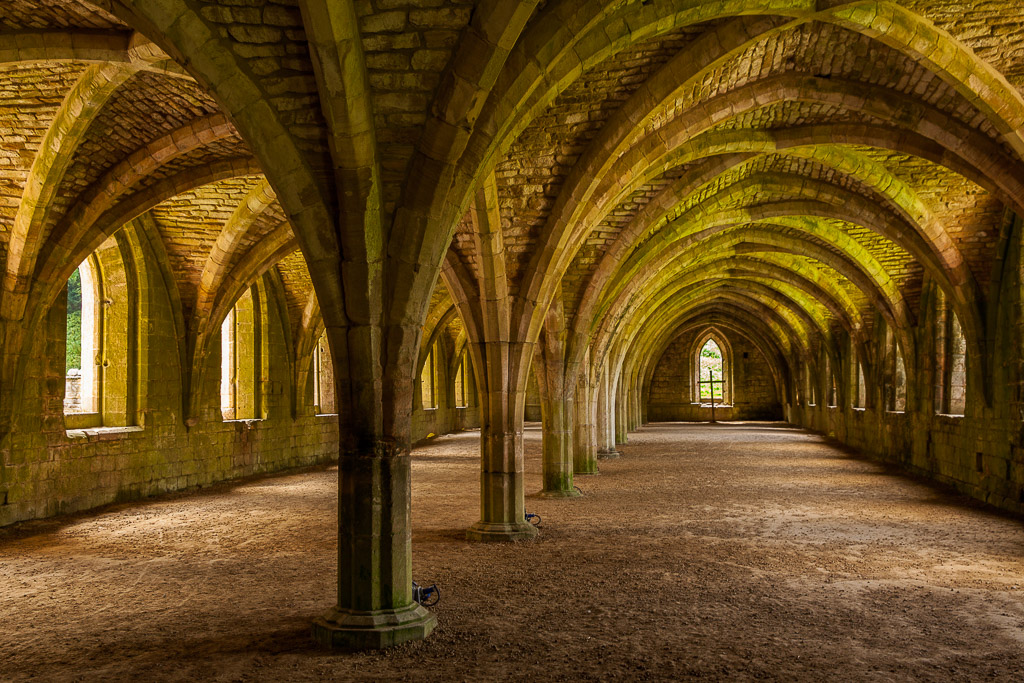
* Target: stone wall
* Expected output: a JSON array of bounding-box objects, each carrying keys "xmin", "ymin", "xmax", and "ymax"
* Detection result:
[
  {"xmin": 786, "ymin": 227, "xmax": 1024, "ymax": 517},
  {"xmin": 411, "ymin": 337, "xmax": 480, "ymax": 443},
  {"xmin": 0, "ymin": 254, "xmax": 338, "ymax": 527},
  {"xmin": 0, "ymin": 251, "xmax": 480, "ymax": 527},
  {"xmin": 647, "ymin": 327, "xmax": 782, "ymax": 422}
]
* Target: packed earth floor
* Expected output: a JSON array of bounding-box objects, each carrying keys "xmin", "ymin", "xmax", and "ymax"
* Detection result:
[{"xmin": 2, "ymin": 422, "xmax": 1024, "ymax": 681}]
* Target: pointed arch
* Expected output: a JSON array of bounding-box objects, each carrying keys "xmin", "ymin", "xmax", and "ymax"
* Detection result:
[{"xmin": 691, "ymin": 330, "xmax": 733, "ymax": 406}]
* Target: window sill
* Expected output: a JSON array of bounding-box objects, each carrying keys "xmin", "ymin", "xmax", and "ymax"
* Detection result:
[
  {"xmin": 223, "ymin": 418, "xmax": 265, "ymax": 428},
  {"xmin": 315, "ymin": 412, "xmax": 339, "ymax": 418},
  {"xmin": 67, "ymin": 425, "xmax": 143, "ymax": 439}
]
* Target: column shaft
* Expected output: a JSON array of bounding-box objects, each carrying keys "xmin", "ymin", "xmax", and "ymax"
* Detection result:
[
  {"xmin": 573, "ymin": 382, "xmax": 599, "ymax": 474},
  {"xmin": 615, "ymin": 372, "xmax": 628, "ymax": 445},
  {"xmin": 313, "ymin": 439, "xmax": 436, "ymax": 648},
  {"xmin": 539, "ymin": 391, "xmax": 579, "ymax": 496},
  {"xmin": 467, "ymin": 341, "xmax": 537, "ymax": 541},
  {"xmin": 596, "ymin": 365, "xmax": 619, "ymax": 458}
]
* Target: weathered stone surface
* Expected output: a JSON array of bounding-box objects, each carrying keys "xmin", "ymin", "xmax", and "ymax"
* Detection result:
[{"xmin": 4, "ymin": 0, "xmax": 1024, "ymax": 655}]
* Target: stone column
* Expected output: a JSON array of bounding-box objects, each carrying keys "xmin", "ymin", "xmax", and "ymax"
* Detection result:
[
  {"xmin": 313, "ymin": 438, "xmax": 435, "ymax": 648},
  {"xmin": 466, "ymin": 340, "xmax": 538, "ymax": 541},
  {"xmin": 460, "ymin": 175, "xmax": 536, "ymax": 542},
  {"xmin": 628, "ymin": 382, "xmax": 640, "ymax": 431},
  {"xmin": 573, "ymin": 375, "xmax": 599, "ymax": 474},
  {"xmin": 535, "ymin": 301, "xmax": 579, "ymax": 497},
  {"xmin": 596, "ymin": 364, "xmax": 619, "ymax": 458},
  {"xmin": 614, "ymin": 370, "xmax": 628, "ymax": 446},
  {"xmin": 313, "ymin": 328, "xmax": 435, "ymax": 649},
  {"xmin": 538, "ymin": 392, "xmax": 578, "ymax": 495}
]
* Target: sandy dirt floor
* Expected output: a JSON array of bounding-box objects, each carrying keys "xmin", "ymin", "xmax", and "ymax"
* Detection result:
[{"xmin": 2, "ymin": 422, "xmax": 1024, "ymax": 681}]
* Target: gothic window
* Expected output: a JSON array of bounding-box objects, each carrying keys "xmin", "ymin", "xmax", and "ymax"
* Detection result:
[
  {"xmin": 420, "ymin": 343, "xmax": 437, "ymax": 410},
  {"xmin": 313, "ymin": 331, "xmax": 336, "ymax": 415},
  {"xmin": 852, "ymin": 359, "xmax": 867, "ymax": 409},
  {"xmin": 694, "ymin": 336, "xmax": 730, "ymax": 405},
  {"xmin": 454, "ymin": 350, "xmax": 468, "ymax": 408},
  {"xmin": 824, "ymin": 354, "xmax": 837, "ymax": 407},
  {"xmin": 65, "ymin": 259, "xmax": 97, "ymax": 418},
  {"xmin": 883, "ymin": 328, "xmax": 907, "ymax": 413},
  {"xmin": 933, "ymin": 290, "xmax": 967, "ymax": 416},
  {"xmin": 947, "ymin": 314, "xmax": 967, "ymax": 415},
  {"xmin": 221, "ymin": 287, "xmax": 262, "ymax": 421},
  {"xmin": 63, "ymin": 236, "xmax": 137, "ymax": 430}
]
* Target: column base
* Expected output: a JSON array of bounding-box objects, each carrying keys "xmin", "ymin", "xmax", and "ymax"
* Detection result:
[
  {"xmin": 466, "ymin": 520, "xmax": 539, "ymax": 542},
  {"xmin": 597, "ymin": 449, "xmax": 621, "ymax": 459},
  {"xmin": 574, "ymin": 466, "xmax": 599, "ymax": 475},
  {"xmin": 312, "ymin": 603, "xmax": 436, "ymax": 650}
]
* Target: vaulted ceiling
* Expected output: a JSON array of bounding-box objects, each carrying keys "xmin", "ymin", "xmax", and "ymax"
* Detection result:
[{"xmin": 2, "ymin": 0, "xmax": 1024, "ymax": 412}]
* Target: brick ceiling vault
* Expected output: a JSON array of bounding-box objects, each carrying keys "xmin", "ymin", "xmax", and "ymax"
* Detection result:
[{"xmin": 0, "ymin": 0, "xmax": 1023, "ymax": 424}]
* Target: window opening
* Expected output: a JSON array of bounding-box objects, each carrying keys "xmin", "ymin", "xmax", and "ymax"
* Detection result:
[
  {"xmin": 882, "ymin": 327, "xmax": 907, "ymax": 413},
  {"xmin": 313, "ymin": 331, "xmax": 336, "ymax": 414},
  {"xmin": 420, "ymin": 345, "xmax": 437, "ymax": 409},
  {"xmin": 698, "ymin": 339, "xmax": 724, "ymax": 403},
  {"xmin": 894, "ymin": 352, "xmax": 907, "ymax": 411},
  {"xmin": 220, "ymin": 288, "xmax": 261, "ymax": 421},
  {"xmin": 454, "ymin": 351, "xmax": 467, "ymax": 408},
  {"xmin": 65, "ymin": 265, "xmax": 85, "ymax": 413},
  {"xmin": 933, "ymin": 290, "xmax": 966, "ymax": 416},
  {"xmin": 948, "ymin": 314, "xmax": 966, "ymax": 415},
  {"xmin": 66, "ymin": 267, "xmax": 82, "ymax": 381},
  {"xmin": 220, "ymin": 307, "xmax": 236, "ymax": 419},
  {"xmin": 64, "ymin": 259, "xmax": 99, "ymax": 420},
  {"xmin": 824, "ymin": 355, "xmax": 837, "ymax": 407},
  {"xmin": 61, "ymin": 235, "xmax": 139, "ymax": 430},
  {"xmin": 853, "ymin": 360, "xmax": 867, "ymax": 409}
]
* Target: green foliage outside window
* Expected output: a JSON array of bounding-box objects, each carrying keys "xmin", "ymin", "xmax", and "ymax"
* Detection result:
[
  {"xmin": 699, "ymin": 339, "xmax": 723, "ymax": 400},
  {"xmin": 66, "ymin": 268, "xmax": 82, "ymax": 371}
]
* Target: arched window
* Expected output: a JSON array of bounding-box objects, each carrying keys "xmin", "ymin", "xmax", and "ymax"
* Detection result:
[
  {"xmin": 65, "ymin": 259, "xmax": 97, "ymax": 418},
  {"xmin": 63, "ymin": 236, "xmax": 137, "ymax": 430},
  {"xmin": 420, "ymin": 343, "xmax": 437, "ymax": 410},
  {"xmin": 696, "ymin": 338, "xmax": 726, "ymax": 404},
  {"xmin": 894, "ymin": 352, "xmax": 907, "ymax": 411},
  {"xmin": 883, "ymin": 328, "xmax": 907, "ymax": 413},
  {"xmin": 221, "ymin": 287, "xmax": 263, "ymax": 421},
  {"xmin": 454, "ymin": 350, "xmax": 468, "ymax": 409},
  {"xmin": 852, "ymin": 359, "xmax": 867, "ymax": 409},
  {"xmin": 948, "ymin": 315, "xmax": 966, "ymax": 415},
  {"xmin": 312, "ymin": 331, "xmax": 336, "ymax": 415},
  {"xmin": 933, "ymin": 289, "xmax": 966, "ymax": 416},
  {"xmin": 824, "ymin": 354, "xmax": 837, "ymax": 408}
]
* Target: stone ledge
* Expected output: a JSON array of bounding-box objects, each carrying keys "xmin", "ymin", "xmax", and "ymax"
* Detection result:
[
  {"xmin": 66, "ymin": 426, "xmax": 144, "ymax": 440},
  {"xmin": 222, "ymin": 419, "xmax": 265, "ymax": 429}
]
